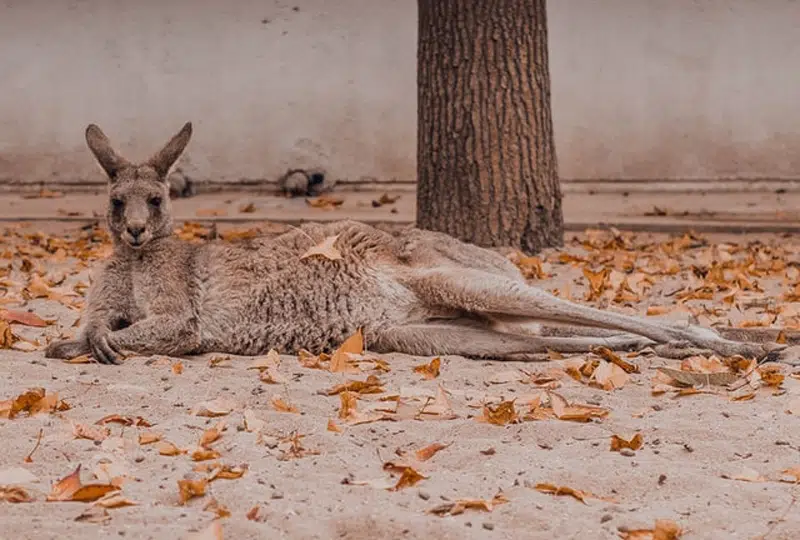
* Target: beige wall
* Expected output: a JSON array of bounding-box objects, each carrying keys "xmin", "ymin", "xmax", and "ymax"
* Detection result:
[{"xmin": 0, "ymin": 0, "xmax": 798, "ymax": 188}]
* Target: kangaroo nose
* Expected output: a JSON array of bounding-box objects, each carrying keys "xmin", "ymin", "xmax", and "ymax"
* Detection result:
[{"xmin": 127, "ymin": 225, "xmax": 145, "ymax": 239}]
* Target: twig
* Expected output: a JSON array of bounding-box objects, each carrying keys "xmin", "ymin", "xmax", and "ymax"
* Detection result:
[{"xmin": 24, "ymin": 428, "xmax": 43, "ymax": 463}]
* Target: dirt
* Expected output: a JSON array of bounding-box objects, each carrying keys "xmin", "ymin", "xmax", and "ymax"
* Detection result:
[{"xmin": 1, "ymin": 223, "xmax": 799, "ymax": 540}]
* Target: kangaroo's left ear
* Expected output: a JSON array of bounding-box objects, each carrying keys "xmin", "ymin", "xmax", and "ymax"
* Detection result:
[{"xmin": 146, "ymin": 122, "xmax": 193, "ymax": 179}]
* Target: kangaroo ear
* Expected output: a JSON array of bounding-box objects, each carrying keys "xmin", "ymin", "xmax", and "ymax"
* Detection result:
[
  {"xmin": 85, "ymin": 124, "xmax": 131, "ymax": 180},
  {"xmin": 147, "ymin": 122, "xmax": 193, "ymax": 179}
]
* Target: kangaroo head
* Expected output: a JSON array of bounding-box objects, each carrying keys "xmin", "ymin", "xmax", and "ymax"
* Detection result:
[{"xmin": 85, "ymin": 122, "xmax": 192, "ymax": 249}]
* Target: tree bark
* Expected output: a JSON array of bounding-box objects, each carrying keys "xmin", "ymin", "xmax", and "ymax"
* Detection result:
[{"xmin": 416, "ymin": 0, "xmax": 563, "ymax": 254}]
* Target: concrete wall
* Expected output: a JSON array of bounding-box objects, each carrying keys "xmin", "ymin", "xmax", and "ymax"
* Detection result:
[{"xmin": 0, "ymin": 0, "xmax": 798, "ymax": 189}]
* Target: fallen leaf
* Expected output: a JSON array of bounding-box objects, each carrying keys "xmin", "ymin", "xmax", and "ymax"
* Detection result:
[
  {"xmin": 620, "ymin": 519, "xmax": 683, "ymax": 539},
  {"xmin": 93, "ymin": 491, "xmax": 137, "ymax": 509},
  {"xmin": 646, "ymin": 305, "xmax": 672, "ymax": 316},
  {"xmin": 656, "ymin": 367, "xmax": 739, "ymax": 387},
  {"xmin": 0, "ymin": 309, "xmax": 49, "ymax": 327},
  {"xmin": 306, "ymin": 195, "xmax": 344, "ymax": 209},
  {"xmin": 757, "ymin": 365, "xmax": 785, "ymax": 387},
  {"xmin": 96, "ymin": 414, "xmax": 152, "ymax": 427},
  {"xmin": 389, "ymin": 467, "xmax": 427, "ymax": 491},
  {"xmin": 278, "ymin": 432, "xmax": 319, "ymax": 461},
  {"xmin": 327, "ymin": 418, "xmax": 342, "ymax": 433},
  {"xmin": 298, "ymin": 349, "xmax": 329, "ymax": 369},
  {"xmin": 0, "ymin": 486, "xmax": 34, "ymax": 503},
  {"xmin": 46, "ymin": 465, "xmax": 120, "ymax": 502},
  {"xmin": 238, "ymin": 202, "xmax": 257, "ymax": 213},
  {"xmin": 270, "ymin": 395, "xmax": 298, "ymax": 413},
  {"xmin": 549, "ymin": 392, "xmax": 610, "ymax": 422},
  {"xmin": 417, "ymin": 385, "xmax": 457, "ymax": 420},
  {"xmin": 246, "ymin": 505, "xmax": 262, "ymax": 522},
  {"xmin": 172, "ymin": 361, "xmax": 184, "ymax": 375},
  {"xmin": 534, "ymin": 483, "xmax": 591, "ymax": 503},
  {"xmin": 190, "ymin": 448, "xmax": 222, "ymax": 462},
  {"xmin": 329, "ymin": 329, "xmax": 364, "ymax": 373},
  {"xmin": 72, "ymin": 422, "xmax": 110, "ymax": 442},
  {"xmin": 199, "ymin": 421, "xmax": 225, "ymax": 448},
  {"xmin": 428, "ymin": 492, "xmax": 509, "ymax": 516},
  {"xmin": 338, "ymin": 391, "xmax": 391, "ymax": 425},
  {"xmin": 780, "ymin": 467, "xmax": 800, "ymax": 483},
  {"xmin": 5, "ymin": 387, "xmax": 69, "ymax": 419},
  {"xmin": 300, "ymin": 235, "xmax": 343, "ymax": 261},
  {"xmin": 590, "ymin": 360, "xmax": 630, "ymax": 390},
  {"xmin": 413, "ymin": 357, "xmax": 441, "ymax": 380},
  {"xmin": 192, "ymin": 398, "xmax": 236, "ymax": 417},
  {"xmin": 138, "ymin": 431, "xmax": 162, "ymax": 445},
  {"xmin": 178, "ymin": 477, "xmax": 209, "ymax": 505},
  {"xmin": 721, "ymin": 466, "xmax": 766, "ymax": 482},
  {"xmin": 476, "ymin": 401, "xmax": 519, "ymax": 426},
  {"xmin": 204, "ymin": 498, "xmax": 231, "ymax": 519},
  {"xmin": 583, "ymin": 266, "xmax": 611, "ymax": 301},
  {"xmin": 415, "ymin": 443, "xmax": 449, "ymax": 461},
  {"xmin": 322, "ymin": 375, "xmax": 384, "ymax": 396},
  {"xmin": 610, "ymin": 433, "xmax": 644, "ymax": 452},
  {"xmin": 194, "ymin": 462, "xmax": 248, "ymax": 481},
  {"xmin": 156, "ymin": 441, "xmax": 185, "ymax": 457}
]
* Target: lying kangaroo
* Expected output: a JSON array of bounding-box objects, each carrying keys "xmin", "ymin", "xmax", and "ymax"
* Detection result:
[{"xmin": 45, "ymin": 123, "xmax": 775, "ymax": 365}]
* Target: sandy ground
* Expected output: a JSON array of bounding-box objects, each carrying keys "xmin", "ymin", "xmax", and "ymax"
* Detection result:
[{"xmin": 1, "ymin": 222, "xmax": 800, "ymax": 540}]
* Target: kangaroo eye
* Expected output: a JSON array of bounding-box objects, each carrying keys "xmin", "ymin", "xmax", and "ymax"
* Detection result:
[
  {"xmin": 111, "ymin": 198, "xmax": 124, "ymax": 210},
  {"xmin": 148, "ymin": 196, "xmax": 162, "ymax": 208}
]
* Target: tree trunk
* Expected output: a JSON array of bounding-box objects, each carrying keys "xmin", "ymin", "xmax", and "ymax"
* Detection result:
[{"xmin": 416, "ymin": 0, "xmax": 562, "ymax": 254}]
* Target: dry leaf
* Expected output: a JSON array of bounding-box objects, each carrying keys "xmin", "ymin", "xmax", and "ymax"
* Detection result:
[
  {"xmin": 592, "ymin": 346, "xmax": 639, "ymax": 373},
  {"xmin": 0, "ymin": 309, "xmax": 49, "ymax": 327},
  {"xmin": 417, "ymin": 385, "xmax": 457, "ymax": 420},
  {"xmin": 204, "ymin": 498, "xmax": 231, "ymax": 519},
  {"xmin": 656, "ymin": 367, "xmax": 739, "ymax": 387},
  {"xmin": 300, "ymin": 235, "xmax": 343, "ymax": 261},
  {"xmin": 338, "ymin": 391, "xmax": 391, "ymax": 425},
  {"xmin": 298, "ymin": 349, "xmax": 329, "ymax": 369},
  {"xmin": 591, "ymin": 360, "xmax": 631, "ymax": 390},
  {"xmin": 242, "ymin": 409, "xmax": 265, "ymax": 433},
  {"xmin": 476, "ymin": 401, "xmax": 519, "ymax": 426},
  {"xmin": 413, "ymin": 357, "xmax": 441, "ymax": 380},
  {"xmin": 757, "ymin": 365, "xmax": 785, "ymax": 387},
  {"xmin": 583, "ymin": 266, "xmax": 611, "ymax": 301},
  {"xmin": 138, "ymin": 431, "xmax": 162, "ymax": 445},
  {"xmin": 549, "ymin": 392, "xmax": 610, "ymax": 422},
  {"xmin": 428, "ymin": 492, "xmax": 509, "ymax": 516},
  {"xmin": 646, "ymin": 305, "xmax": 672, "ymax": 316},
  {"xmin": 200, "ymin": 421, "xmax": 225, "ymax": 448},
  {"xmin": 322, "ymin": 375, "xmax": 383, "ymax": 396},
  {"xmin": 156, "ymin": 441, "xmax": 185, "ymax": 456},
  {"xmin": 327, "ymin": 418, "xmax": 342, "ymax": 433},
  {"xmin": 306, "ymin": 195, "xmax": 344, "ymax": 209},
  {"xmin": 238, "ymin": 202, "xmax": 257, "ymax": 213},
  {"xmin": 96, "ymin": 414, "xmax": 151, "ymax": 427},
  {"xmin": 389, "ymin": 467, "xmax": 427, "ymax": 491},
  {"xmin": 620, "ymin": 519, "xmax": 683, "ymax": 539},
  {"xmin": 247, "ymin": 349, "xmax": 281, "ymax": 371},
  {"xmin": 46, "ymin": 465, "xmax": 120, "ymax": 502},
  {"xmin": 178, "ymin": 477, "xmax": 209, "ymax": 505},
  {"xmin": 610, "ymin": 433, "xmax": 644, "ymax": 452},
  {"xmin": 534, "ymin": 483, "xmax": 591, "ymax": 503},
  {"xmin": 172, "ymin": 361, "xmax": 184, "ymax": 375},
  {"xmin": 246, "ymin": 505, "xmax": 262, "ymax": 522},
  {"xmin": 721, "ymin": 466, "xmax": 766, "ymax": 482},
  {"xmin": 0, "ymin": 486, "xmax": 34, "ymax": 503},
  {"xmin": 415, "ymin": 443, "xmax": 449, "ymax": 461},
  {"xmin": 72, "ymin": 422, "xmax": 110, "ymax": 442},
  {"xmin": 93, "ymin": 491, "xmax": 137, "ymax": 509},
  {"xmin": 190, "ymin": 448, "xmax": 222, "ymax": 462},
  {"xmin": 270, "ymin": 395, "xmax": 298, "ymax": 413},
  {"xmin": 329, "ymin": 329, "xmax": 364, "ymax": 373},
  {"xmin": 192, "ymin": 398, "xmax": 236, "ymax": 417}
]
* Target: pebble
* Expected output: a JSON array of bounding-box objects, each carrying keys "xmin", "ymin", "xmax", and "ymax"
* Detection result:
[
  {"xmin": 418, "ymin": 490, "xmax": 430, "ymax": 501},
  {"xmin": 483, "ymin": 522, "xmax": 495, "ymax": 531},
  {"xmin": 600, "ymin": 514, "xmax": 613, "ymax": 523},
  {"xmin": 271, "ymin": 490, "xmax": 284, "ymax": 500},
  {"xmin": 620, "ymin": 449, "xmax": 636, "ymax": 457}
]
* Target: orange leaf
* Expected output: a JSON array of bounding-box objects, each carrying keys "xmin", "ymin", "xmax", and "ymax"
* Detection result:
[
  {"xmin": 534, "ymin": 483, "xmax": 590, "ymax": 504},
  {"xmin": 413, "ymin": 357, "xmax": 441, "ymax": 380},
  {"xmin": 329, "ymin": 329, "xmax": 364, "ymax": 373},
  {"xmin": 46, "ymin": 465, "xmax": 119, "ymax": 502},
  {"xmin": 389, "ymin": 467, "xmax": 427, "ymax": 491},
  {"xmin": 610, "ymin": 433, "xmax": 644, "ymax": 452},
  {"xmin": 138, "ymin": 431, "xmax": 162, "ymax": 445},
  {"xmin": 199, "ymin": 421, "xmax": 225, "ymax": 448},
  {"xmin": 327, "ymin": 418, "xmax": 342, "ymax": 433},
  {"xmin": 270, "ymin": 395, "xmax": 299, "ymax": 413},
  {"xmin": 0, "ymin": 309, "xmax": 49, "ymax": 327},
  {"xmin": 476, "ymin": 401, "xmax": 519, "ymax": 426},
  {"xmin": 415, "ymin": 443, "xmax": 449, "ymax": 461},
  {"xmin": 177, "ymin": 477, "xmax": 208, "ymax": 505},
  {"xmin": 156, "ymin": 441, "xmax": 184, "ymax": 456}
]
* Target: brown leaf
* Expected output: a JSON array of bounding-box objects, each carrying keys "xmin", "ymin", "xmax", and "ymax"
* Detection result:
[
  {"xmin": 192, "ymin": 398, "xmax": 236, "ymax": 417},
  {"xmin": 172, "ymin": 361, "xmax": 184, "ymax": 375},
  {"xmin": 338, "ymin": 391, "xmax": 391, "ymax": 425},
  {"xmin": 413, "ymin": 357, "xmax": 441, "ymax": 380},
  {"xmin": 777, "ymin": 330, "xmax": 788, "ymax": 344},
  {"xmin": 190, "ymin": 448, "xmax": 222, "ymax": 462},
  {"xmin": 592, "ymin": 346, "xmax": 639, "ymax": 373},
  {"xmin": 389, "ymin": 467, "xmax": 427, "ymax": 491},
  {"xmin": 415, "ymin": 443, "xmax": 449, "ymax": 462},
  {"xmin": 476, "ymin": 401, "xmax": 519, "ymax": 426},
  {"xmin": 646, "ymin": 305, "xmax": 672, "ymax": 316},
  {"xmin": 0, "ymin": 320, "xmax": 16, "ymax": 348},
  {"xmin": 417, "ymin": 385, "xmax": 457, "ymax": 420},
  {"xmin": 93, "ymin": 491, "xmax": 138, "ymax": 509},
  {"xmin": 0, "ymin": 309, "xmax": 49, "ymax": 327},
  {"xmin": 620, "ymin": 519, "xmax": 683, "ymax": 539},
  {"xmin": 238, "ymin": 202, "xmax": 257, "ymax": 213},
  {"xmin": 72, "ymin": 422, "xmax": 110, "ymax": 442},
  {"xmin": 156, "ymin": 441, "xmax": 185, "ymax": 456},
  {"xmin": 46, "ymin": 465, "xmax": 120, "ymax": 502},
  {"xmin": 327, "ymin": 418, "xmax": 342, "ymax": 433},
  {"xmin": 323, "ymin": 375, "xmax": 384, "ymax": 396},
  {"xmin": 96, "ymin": 414, "xmax": 152, "ymax": 427},
  {"xmin": 549, "ymin": 392, "xmax": 609, "ymax": 422},
  {"xmin": 656, "ymin": 367, "xmax": 739, "ymax": 387},
  {"xmin": 199, "ymin": 421, "xmax": 225, "ymax": 448},
  {"xmin": 0, "ymin": 486, "xmax": 34, "ymax": 503},
  {"xmin": 270, "ymin": 395, "xmax": 298, "ymax": 413},
  {"xmin": 583, "ymin": 266, "xmax": 611, "ymax": 301},
  {"xmin": 757, "ymin": 365, "xmax": 785, "ymax": 387},
  {"xmin": 242, "ymin": 409, "xmax": 265, "ymax": 433},
  {"xmin": 300, "ymin": 235, "xmax": 343, "ymax": 261},
  {"xmin": 246, "ymin": 505, "xmax": 262, "ymax": 522},
  {"xmin": 329, "ymin": 329, "xmax": 363, "ymax": 373},
  {"xmin": 247, "ymin": 349, "xmax": 281, "ymax": 371},
  {"xmin": 195, "ymin": 463, "xmax": 247, "ymax": 481},
  {"xmin": 138, "ymin": 431, "xmax": 162, "ymax": 445},
  {"xmin": 610, "ymin": 433, "xmax": 644, "ymax": 452},
  {"xmin": 298, "ymin": 349, "xmax": 329, "ymax": 369},
  {"xmin": 204, "ymin": 498, "xmax": 231, "ymax": 519},
  {"xmin": 534, "ymin": 483, "xmax": 591, "ymax": 504},
  {"xmin": 178, "ymin": 477, "xmax": 209, "ymax": 505},
  {"xmin": 591, "ymin": 360, "xmax": 631, "ymax": 390},
  {"xmin": 306, "ymin": 195, "xmax": 344, "ymax": 209},
  {"xmin": 428, "ymin": 492, "xmax": 509, "ymax": 516}
]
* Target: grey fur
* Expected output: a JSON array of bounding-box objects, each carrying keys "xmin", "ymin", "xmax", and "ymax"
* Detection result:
[{"xmin": 45, "ymin": 124, "xmax": 780, "ymax": 365}]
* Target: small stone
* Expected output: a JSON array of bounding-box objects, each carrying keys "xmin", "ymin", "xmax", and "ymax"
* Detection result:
[
  {"xmin": 775, "ymin": 440, "xmax": 790, "ymax": 446},
  {"xmin": 271, "ymin": 491, "xmax": 284, "ymax": 500},
  {"xmin": 482, "ymin": 522, "xmax": 495, "ymax": 531},
  {"xmin": 658, "ymin": 474, "xmax": 667, "ymax": 486},
  {"xmin": 620, "ymin": 449, "xmax": 636, "ymax": 457},
  {"xmin": 651, "ymin": 404, "xmax": 662, "ymax": 411},
  {"xmin": 600, "ymin": 514, "xmax": 613, "ymax": 523},
  {"xmin": 418, "ymin": 490, "xmax": 430, "ymax": 501}
]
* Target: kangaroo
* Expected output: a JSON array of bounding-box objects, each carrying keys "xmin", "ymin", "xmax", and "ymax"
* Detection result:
[{"xmin": 45, "ymin": 123, "xmax": 777, "ymax": 365}]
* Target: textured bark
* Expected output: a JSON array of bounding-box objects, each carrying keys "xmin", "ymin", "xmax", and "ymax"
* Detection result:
[{"xmin": 416, "ymin": 0, "xmax": 563, "ymax": 254}]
